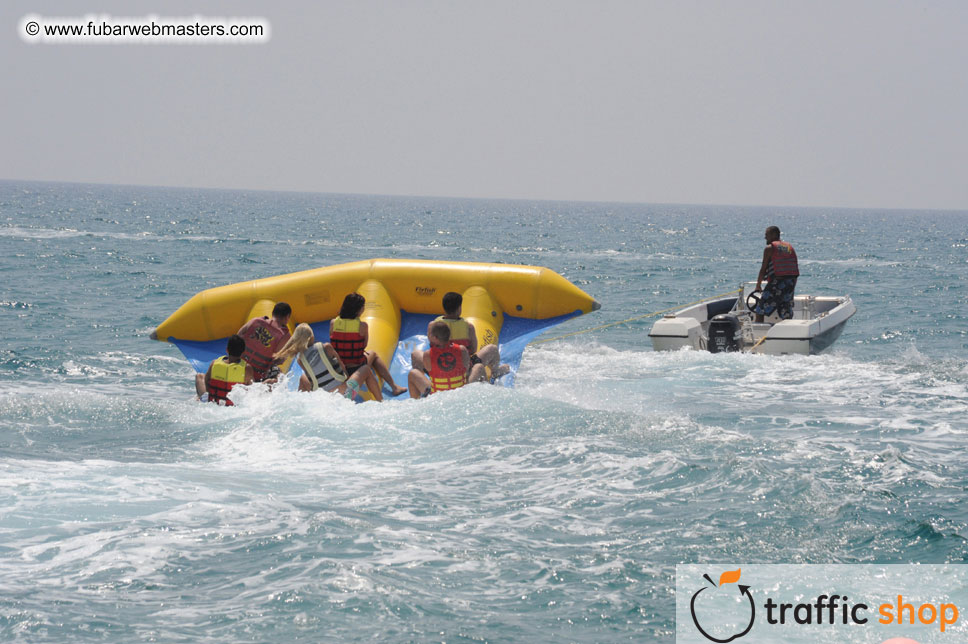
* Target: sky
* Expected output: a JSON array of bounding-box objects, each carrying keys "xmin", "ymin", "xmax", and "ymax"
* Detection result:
[{"xmin": 3, "ymin": 0, "xmax": 967, "ymax": 210}]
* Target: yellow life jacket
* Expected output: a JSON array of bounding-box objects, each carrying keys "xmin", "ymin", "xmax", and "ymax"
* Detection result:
[
  {"xmin": 209, "ymin": 356, "xmax": 247, "ymax": 405},
  {"xmin": 434, "ymin": 316, "xmax": 472, "ymax": 349}
]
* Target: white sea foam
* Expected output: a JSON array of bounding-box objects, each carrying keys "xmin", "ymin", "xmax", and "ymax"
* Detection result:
[
  {"xmin": 0, "ymin": 224, "xmax": 219, "ymax": 243},
  {"xmin": 801, "ymin": 257, "xmax": 905, "ymax": 268}
]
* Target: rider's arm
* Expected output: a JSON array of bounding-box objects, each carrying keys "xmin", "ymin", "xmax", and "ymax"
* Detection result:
[
  {"xmin": 324, "ymin": 343, "xmax": 348, "ymax": 373},
  {"xmin": 756, "ymin": 246, "xmax": 772, "ymax": 290},
  {"xmin": 466, "ymin": 321, "xmax": 478, "ymax": 354},
  {"xmin": 360, "ymin": 321, "xmax": 369, "ymax": 350}
]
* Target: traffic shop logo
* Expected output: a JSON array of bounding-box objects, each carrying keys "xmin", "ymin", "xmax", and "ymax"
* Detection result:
[
  {"xmin": 689, "ymin": 569, "xmax": 755, "ymax": 642},
  {"xmin": 680, "ymin": 565, "xmax": 958, "ymax": 642}
]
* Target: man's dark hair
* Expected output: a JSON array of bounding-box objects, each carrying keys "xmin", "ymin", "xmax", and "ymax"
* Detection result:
[
  {"xmin": 766, "ymin": 225, "xmax": 781, "ymax": 237},
  {"xmin": 428, "ymin": 320, "xmax": 451, "ymax": 342},
  {"xmin": 442, "ymin": 292, "xmax": 462, "ymax": 315},
  {"xmin": 339, "ymin": 293, "xmax": 365, "ymax": 319},
  {"xmin": 226, "ymin": 334, "xmax": 246, "ymax": 358},
  {"xmin": 273, "ymin": 302, "xmax": 292, "ymax": 318}
]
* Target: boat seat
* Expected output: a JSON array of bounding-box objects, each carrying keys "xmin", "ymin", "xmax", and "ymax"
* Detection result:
[{"xmin": 706, "ymin": 297, "xmax": 738, "ymax": 320}]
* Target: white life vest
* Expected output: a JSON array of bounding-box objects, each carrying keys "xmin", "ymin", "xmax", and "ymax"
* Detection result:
[{"xmin": 298, "ymin": 342, "xmax": 347, "ymax": 392}]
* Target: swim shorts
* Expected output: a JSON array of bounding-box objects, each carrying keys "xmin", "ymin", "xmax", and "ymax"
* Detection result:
[{"xmin": 754, "ymin": 277, "xmax": 797, "ymax": 320}]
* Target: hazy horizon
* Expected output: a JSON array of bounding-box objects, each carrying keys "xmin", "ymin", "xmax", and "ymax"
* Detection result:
[
  {"xmin": 7, "ymin": 176, "xmax": 968, "ymax": 214},
  {"xmin": 5, "ymin": 1, "xmax": 968, "ymax": 211}
]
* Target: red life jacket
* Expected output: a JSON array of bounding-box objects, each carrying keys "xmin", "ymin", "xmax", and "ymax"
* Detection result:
[
  {"xmin": 208, "ymin": 356, "xmax": 247, "ymax": 406},
  {"xmin": 770, "ymin": 241, "xmax": 799, "ymax": 277},
  {"xmin": 331, "ymin": 317, "xmax": 366, "ymax": 366},
  {"xmin": 434, "ymin": 316, "xmax": 472, "ymax": 349},
  {"xmin": 429, "ymin": 342, "xmax": 466, "ymax": 392},
  {"xmin": 241, "ymin": 317, "xmax": 287, "ymax": 380}
]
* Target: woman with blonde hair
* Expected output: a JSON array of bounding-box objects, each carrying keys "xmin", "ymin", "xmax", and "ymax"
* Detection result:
[{"xmin": 274, "ymin": 323, "xmax": 378, "ymax": 399}]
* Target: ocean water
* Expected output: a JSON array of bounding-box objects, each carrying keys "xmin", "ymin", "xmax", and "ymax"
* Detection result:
[{"xmin": 1, "ymin": 180, "xmax": 967, "ymax": 642}]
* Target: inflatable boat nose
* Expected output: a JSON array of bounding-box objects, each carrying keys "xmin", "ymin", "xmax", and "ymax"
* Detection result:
[
  {"xmin": 592, "ymin": 300, "xmax": 601, "ymax": 311},
  {"xmin": 149, "ymin": 329, "xmax": 158, "ymax": 341}
]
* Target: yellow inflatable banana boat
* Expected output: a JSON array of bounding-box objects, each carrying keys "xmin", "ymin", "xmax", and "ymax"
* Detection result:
[{"xmin": 151, "ymin": 258, "xmax": 599, "ymax": 395}]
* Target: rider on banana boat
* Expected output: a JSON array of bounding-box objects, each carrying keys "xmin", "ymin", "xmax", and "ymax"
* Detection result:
[
  {"xmin": 238, "ymin": 302, "xmax": 292, "ymax": 383},
  {"xmin": 410, "ymin": 291, "xmax": 509, "ymax": 382},
  {"xmin": 194, "ymin": 334, "xmax": 254, "ymax": 405},
  {"xmin": 330, "ymin": 293, "xmax": 408, "ymax": 399},
  {"xmin": 273, "ymin": 323, "xmax": 377, "ymax": 399},
  {"xmin": 408, "ymin": 320, "xmax": 487, "ymax": 398}
]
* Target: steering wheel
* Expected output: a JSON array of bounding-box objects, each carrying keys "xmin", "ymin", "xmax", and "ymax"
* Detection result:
[{"xmin": 746, "ymin": 290, "xmax": 761, "ymax": 312}]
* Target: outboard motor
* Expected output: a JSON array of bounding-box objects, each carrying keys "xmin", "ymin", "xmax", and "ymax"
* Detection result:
[{"xmin": 707, "ymin": 314, "xmax": 741, "ymax": 353}]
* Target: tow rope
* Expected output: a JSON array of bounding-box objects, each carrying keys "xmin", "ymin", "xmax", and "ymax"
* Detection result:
[{"xmin": 749, "ymin": 334, "xmax": 770, "ymax": 354}]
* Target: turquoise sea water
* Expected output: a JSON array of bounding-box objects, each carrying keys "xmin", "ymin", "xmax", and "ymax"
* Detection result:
[{"xmin": 1, "ymin": 180, "xmax": 967, "ymax": 642}]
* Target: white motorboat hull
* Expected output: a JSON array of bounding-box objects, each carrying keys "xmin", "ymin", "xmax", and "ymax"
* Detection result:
[{"xmin": 649, "ymin": 283, "xmax": 856, "ymax": 356}]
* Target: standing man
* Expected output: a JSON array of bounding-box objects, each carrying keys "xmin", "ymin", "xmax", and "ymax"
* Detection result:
[
  {"xmin": 753, "ymin": 226, "xmax": 799, "ymax": 322},
  {"xmin": 238, "ymin": 302, "xmax": 292, "ymax": 382}
]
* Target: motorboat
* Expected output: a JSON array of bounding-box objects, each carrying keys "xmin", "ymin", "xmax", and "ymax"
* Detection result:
[{"xmin": 648, "ymin": 282, "xmax": 856, "ymax": 355}]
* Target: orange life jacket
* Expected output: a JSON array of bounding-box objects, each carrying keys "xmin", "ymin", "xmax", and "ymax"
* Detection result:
[
  {"xmin": 208, "ymin": 356, "xmax": 247, "ymax": 406},
  {"xmin": 770, "ymin": 241, "xmax": 799, "ymax": 277},
  {"xmin": 331, "ymin": 317, "xmax": 366, "ymax": 366},
  {"xmin": 429, "ymin": 342, "xmax": 466, "ymax": 392}
]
